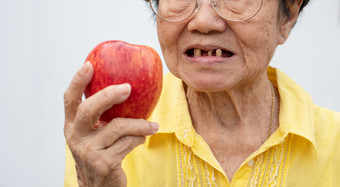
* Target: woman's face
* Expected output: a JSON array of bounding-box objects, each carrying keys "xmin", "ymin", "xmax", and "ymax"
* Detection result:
[{"xmin": 157, "ymin": 0, "xmax": 298, "ymax": 92}]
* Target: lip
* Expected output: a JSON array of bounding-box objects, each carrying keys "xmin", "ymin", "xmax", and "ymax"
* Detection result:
[{"xmin": 183, "ymin": 54, "xmax": 235, "ymax": 65}]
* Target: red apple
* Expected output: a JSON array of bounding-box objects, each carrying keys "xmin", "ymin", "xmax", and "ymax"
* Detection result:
[{"xmin": 84, "ymin": 40, "xmax": 163, "ymax": 122}]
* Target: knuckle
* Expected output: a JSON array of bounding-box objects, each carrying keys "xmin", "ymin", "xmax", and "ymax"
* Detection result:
[
  {"xmin": 64, "ymin": 124, "xmax": 73, "ymax": 142},
  {"xmin": 64, "ymin": 130, "xmax": 78, "ymax": 147},
  {"xmin": 103, "ymin": 154, "xmax": 121, "ymax": 171},
  {"xmin": 101, "ymin": 87, "xmax": 113, "ymax": 103},
  {"xmin": 137, "ymin": 119, "xmax": 154, "ymax": 133},
  {"xmin": 108, "ymin": 118, "xmax": 126, "ymax": 136},
  {"xmin": 93, "ymin": 158, "xmax": 111, "ymax": 176},
  {"xmin": 112, "ymin": 118, "xmax": 126, "ymax": 130},
  {"xmin": 74, "ymin": 142, "xmax": 93, "ymax": 163},
  {"xmin": 63, "ymin": 89, "xmax": 82, "ymax": 110},
  {"xmin": 63, "ymin": 90, "xmax": 72, "ymax": 106},
  {"xmin": 118, "ymin": 136, "xmax": 132, "ymax": 147},
  {"xmin": 77, "ymin": 102, "xmax": 91, "ymax": 122}
]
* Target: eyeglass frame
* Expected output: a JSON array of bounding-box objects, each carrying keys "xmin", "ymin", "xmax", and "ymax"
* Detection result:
[{"xmin": 145, "ymin": 0, "xmax": 263, "ymax": 23}]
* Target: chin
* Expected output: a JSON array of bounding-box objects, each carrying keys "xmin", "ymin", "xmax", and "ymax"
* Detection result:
[
  {"xmin": 179, "ymin": 67, "xmax": 243, "ymax": 91},
  {"xmin": 182, "ymin": 77, "xmax": 233, "ymax": 92}
]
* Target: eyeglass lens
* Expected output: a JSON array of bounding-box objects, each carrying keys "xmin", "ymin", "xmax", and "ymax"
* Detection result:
[{"xmin": 150, "ymin": 0, "xmax": 262, "ymax": 22}]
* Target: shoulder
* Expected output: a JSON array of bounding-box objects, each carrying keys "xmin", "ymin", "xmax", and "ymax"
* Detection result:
[
  {"xmin": 311, "ymin": 105, "xmax": 340, "ymax": 178},
  {"xmin": 313, "ymin": 105, "xmax": 340, "ymax": 137},
  {"xmin": 313, "ymin": 105, "xmax": 340, "ymax": 124}
]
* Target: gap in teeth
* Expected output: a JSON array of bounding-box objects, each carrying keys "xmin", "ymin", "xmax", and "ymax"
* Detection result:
[{"xmin": 193, "ymin": 49, "xmax": 222, "ymax": 57}]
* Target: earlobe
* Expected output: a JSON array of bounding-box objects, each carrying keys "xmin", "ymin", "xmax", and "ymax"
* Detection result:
[
  {"xmin": 278, "ymin": 0, "xmax": 303, "ymax": 45},
  {"xmin": 278, "ymin": 35, "xmax": 286, "ymax": 45},
  {"xmin": 278, "ymin": 18, "xmax": 292, "ymax": 45}
]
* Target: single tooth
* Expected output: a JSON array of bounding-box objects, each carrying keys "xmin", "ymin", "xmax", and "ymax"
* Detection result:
[
  {"xmin": 216, "ymin": 49, "xmax": 222, "ymax": 57},
  {"xmin": 194, "ymin": 48, "xmax": 201, "ymax": 57},
  {"xmin": 208, "ymin": 51, "xmax": 212, "ymax": 56}
]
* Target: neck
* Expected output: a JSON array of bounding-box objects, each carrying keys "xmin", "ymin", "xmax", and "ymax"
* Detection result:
[{"xmin": 186, "ymin": 74, "xmax": 278, "ymax": 133}]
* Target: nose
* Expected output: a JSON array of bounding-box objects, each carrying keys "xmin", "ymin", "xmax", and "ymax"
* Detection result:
[{"xmin": 187, "ymin": 0, "xmax": 227, "ymax": 34}]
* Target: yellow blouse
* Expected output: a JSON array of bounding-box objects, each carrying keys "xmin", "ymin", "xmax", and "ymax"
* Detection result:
[{"xmin": 64, "ymin": 67, "xmax": 340, "ymax": 187}]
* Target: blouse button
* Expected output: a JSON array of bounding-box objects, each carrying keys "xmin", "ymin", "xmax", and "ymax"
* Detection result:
[{"xmin": 247, "ymin": 159, "xmax": 255, "ymax": 167}]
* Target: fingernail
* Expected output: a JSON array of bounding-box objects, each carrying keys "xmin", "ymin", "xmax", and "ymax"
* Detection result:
[
  {"xmin": 115, "ymin": 83, "xmax": 131, "ymax": 96},
  {"xmin": 151, "ymin": 122, "xmax": 159, "ymax": 133},
  {"xmin": 80, "ymin": 61, "xmax": 91, "ymax": 75}
]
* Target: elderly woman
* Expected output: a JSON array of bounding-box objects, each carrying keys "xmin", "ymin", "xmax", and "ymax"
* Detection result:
[{"xmin": 64, "ymin": 0, "xmax": 340, "ymax": 186}]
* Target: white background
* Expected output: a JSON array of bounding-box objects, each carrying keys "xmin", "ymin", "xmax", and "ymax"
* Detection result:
[{"xmin": 0, "ymin": 0, "xmax": 339, "ymax": 186}]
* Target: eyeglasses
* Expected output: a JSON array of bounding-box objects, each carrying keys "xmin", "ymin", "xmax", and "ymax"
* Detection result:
[{"xmin": 145, "ymin": 0, "xmax": 263, "ymax": 22}]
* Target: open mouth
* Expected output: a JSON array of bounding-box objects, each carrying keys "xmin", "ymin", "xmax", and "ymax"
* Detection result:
[{"xmin": 186, "ymin": 48, "xmax": 234, "ymax": 58}]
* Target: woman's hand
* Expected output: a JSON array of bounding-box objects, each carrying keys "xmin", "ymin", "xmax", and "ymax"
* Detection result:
[{"xmin": 63, "ymin": 62, "xmax": 159, "ymax": 187}]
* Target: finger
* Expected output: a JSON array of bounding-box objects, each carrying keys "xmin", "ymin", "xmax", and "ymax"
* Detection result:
[
  {"xmin": 93, "ymin": 118, "xmax": 159, "ymax": 149},
  {"xmin": 64, "ymin": 62, "xmax": 93, "ymax": 123},
  {"xmin": 103, "ymin": 135, "xmax": 146, "ymax": 168},
  {"xmin": 74, "ymin": 84, "xmax": 132, "ymax": 134},
  {"xmin": 88, "ymin": 136, "xmax": 145, "ymax": 180}
]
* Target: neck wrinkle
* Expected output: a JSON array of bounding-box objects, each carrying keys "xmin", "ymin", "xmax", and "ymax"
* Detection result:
[{"xmin": 185, "ymin": 76, "xmax": 273, "ymax": 131}]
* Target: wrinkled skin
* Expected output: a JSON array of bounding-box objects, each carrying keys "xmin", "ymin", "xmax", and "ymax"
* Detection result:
[
  {"xmin": 64, "ymin": 62, "xmax": 158, "ymax": 187},
  {"xmin": 156, "ymin": 0, "xmax": 302, "ymax": 180},
  {"xmin": 64, "ymin": 0, "xmax": 302, "ymax": 185},
  {"xmin": 158, "ymin": 0, "xmax": 300, "ymax": 92}
]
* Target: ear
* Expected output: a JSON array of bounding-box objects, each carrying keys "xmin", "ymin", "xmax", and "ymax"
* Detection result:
[{"xmin": 278, "ymin": 0, "xmax": 303, "ymax": 44}]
